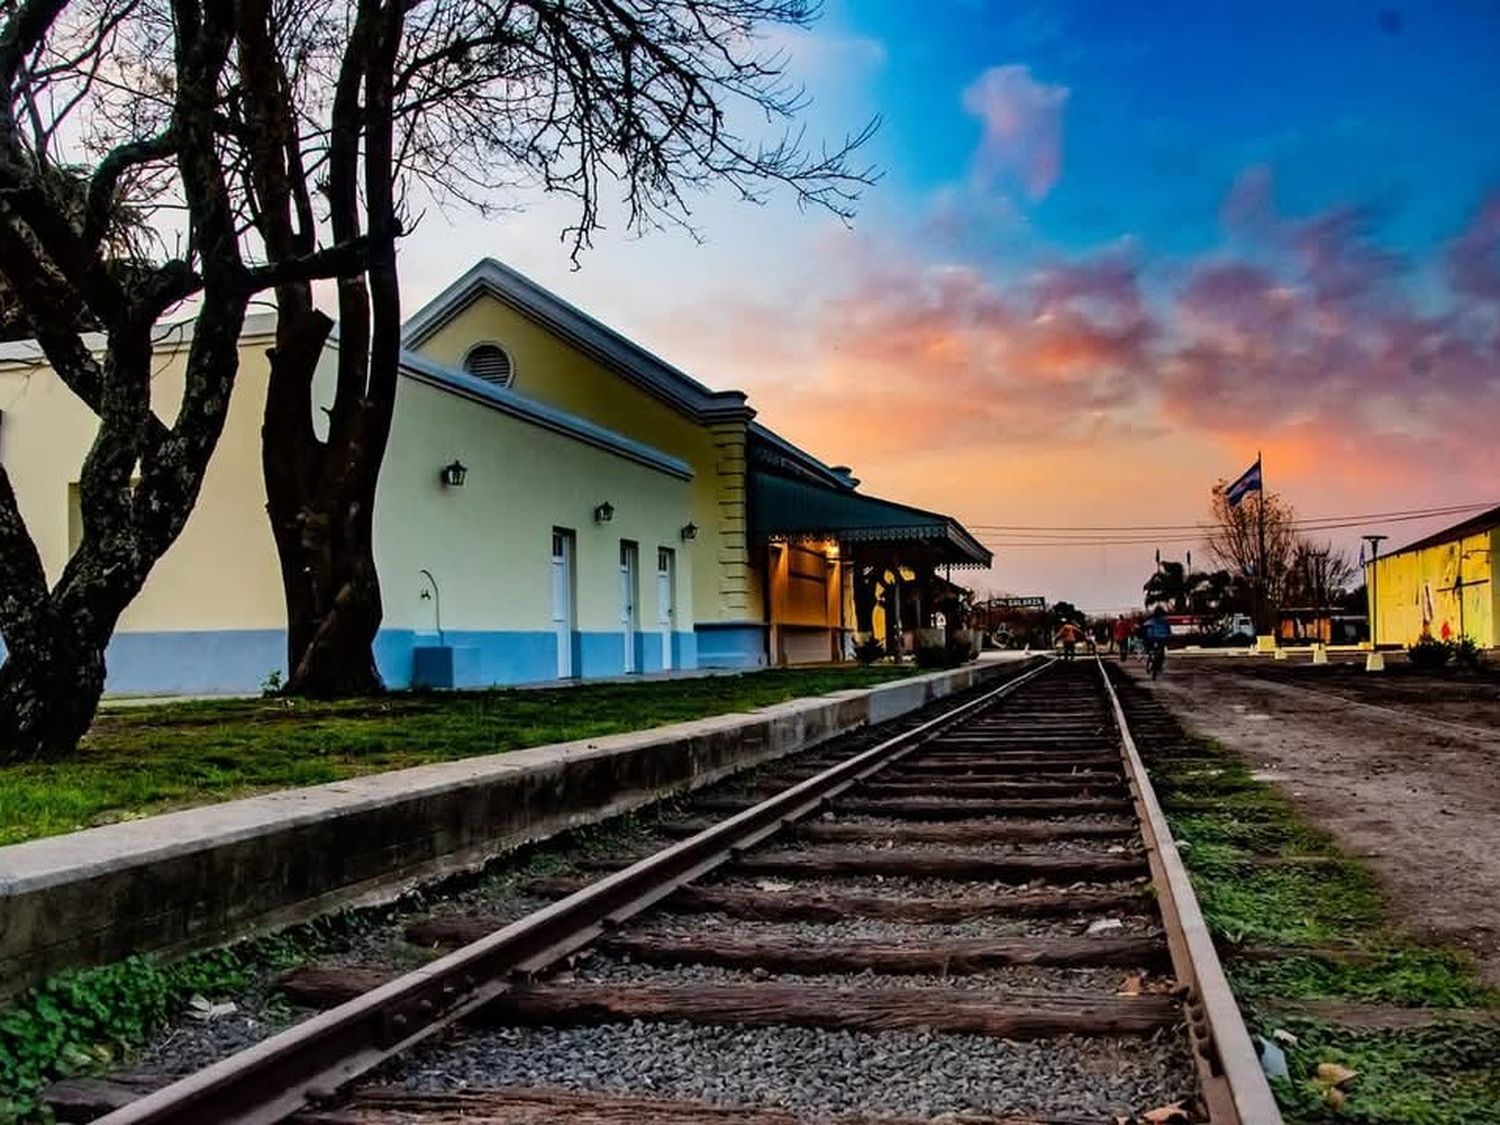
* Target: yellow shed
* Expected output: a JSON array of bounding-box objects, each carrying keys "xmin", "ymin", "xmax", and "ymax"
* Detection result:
[{"xmin": 1367, "ymin": 506, "xmax": 1500, "ymax": 649}]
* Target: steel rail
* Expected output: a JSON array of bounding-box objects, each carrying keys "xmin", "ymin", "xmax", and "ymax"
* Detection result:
[
  {"xmin": 99, "ymin": 659, "xmax": 1054, "ymax": 1125},
  {"xmin": 1096, "ymin": 657, "xmax": 1283, "ymax": 1125}
]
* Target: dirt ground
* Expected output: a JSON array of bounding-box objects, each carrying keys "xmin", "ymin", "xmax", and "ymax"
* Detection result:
[{"xmin": 1140, "ymin": 655, "xmax": 1500, "ymax": 986}]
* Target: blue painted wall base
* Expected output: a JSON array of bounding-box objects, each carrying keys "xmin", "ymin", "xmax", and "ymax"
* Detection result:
[
  {"xmin": 25, "ymin": 630, "xmax": 288, "ymax": 697},
  {"xmin": 0, "ymin": 624, "xmax": 708, "ymax": 697},
  {"xmin": 694, "ymin": 622, "xmax": 767, "ymax": 669}
]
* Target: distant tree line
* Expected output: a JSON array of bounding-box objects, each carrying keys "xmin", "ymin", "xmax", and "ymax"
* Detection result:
[{"xmin": 1141, "ymin": 486, "xmax": 1363, "ymax": 635}]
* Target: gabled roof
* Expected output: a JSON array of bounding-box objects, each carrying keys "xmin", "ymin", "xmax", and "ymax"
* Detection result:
[
  {"xmin": 399, "ymin": 350, "xmax": 692, "ymax": 480},
  {"xmin": 1383, "ymin": 503, "xmax": 1500, "ymax": 559},
  {"xmin": 402, "ymin": 258, "xmax": 753, "ymax": 424}
]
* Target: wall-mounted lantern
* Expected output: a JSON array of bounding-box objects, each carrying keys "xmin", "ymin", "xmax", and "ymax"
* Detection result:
[
  {"xmin": 440, "ymin": 460, "xmax": 468, "ymax": 487},
  {"xmin": 680, "ymin": 522, "xmax": 698, "ymax": 542},
  {"xmin": 593, "ymin": 501, "xmax": 615, "ymax": 524}
]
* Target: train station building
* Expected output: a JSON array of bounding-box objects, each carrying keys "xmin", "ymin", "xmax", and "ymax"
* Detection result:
[
  {"xmin": 1366, "ymin": 505, "xmax": 1500, "ymax": 648},
  {"xmin": 0, "ymin": 258, "xmax": 988, "ymax": 694}
]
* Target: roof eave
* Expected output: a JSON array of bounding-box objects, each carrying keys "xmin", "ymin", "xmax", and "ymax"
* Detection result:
[{"xmin": 401, "ymin": 258, "xmax": 754, "ymax": 426}]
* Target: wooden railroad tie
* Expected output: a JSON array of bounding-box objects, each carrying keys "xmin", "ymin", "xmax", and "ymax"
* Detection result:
[
  {"xmin": 652, "ymin": 816, "xmax": 1138, "ymax": 845},
  {"xmin": 294, "ymin": 1085, "xmax": 1078, "ymax": 1124},
  {"xmin": 276, "ymin": 971, "xmax": 1180, "ymax": 1039},
  {"xmin": 890, "ymin": 759, "xmax": 1124, "ymax": 775},
  {"xmin": 693, "ymin": 795, "xmax": 1134, "ymax": 819},
  {"xmin": 593, "ymin": 930, "xmax": 1170, "ymax": 974},
  {"xmin": 852, "ymin": 779, "xmax": 1124, "ymax": 798},
  {"xmin": 501, "ymin": 880, "xmax": 1152, "ymax": 928},
  {"xmin": 726, "ymin": 846, "xmax": 1147, "ymax": 881}
]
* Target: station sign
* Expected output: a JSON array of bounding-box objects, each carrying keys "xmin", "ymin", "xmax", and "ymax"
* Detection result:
[{"xmin": 995, "ymin": 596, "xmax": 1046, "ymax": 609}]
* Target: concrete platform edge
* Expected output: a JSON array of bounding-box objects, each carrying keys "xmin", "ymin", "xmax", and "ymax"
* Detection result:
[{"xmin": 0, "ymin": 661, "xmax": 1011, "ymax": 998}]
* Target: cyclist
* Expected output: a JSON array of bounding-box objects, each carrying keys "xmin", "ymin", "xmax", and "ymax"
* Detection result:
[
  {"xmin": 1140, "ymin": 607, "xmax": 1172, "ymax": 676},
  {"xmin": 1055, "ymin": 621, "xmax": 1084, "ymax": 661}
]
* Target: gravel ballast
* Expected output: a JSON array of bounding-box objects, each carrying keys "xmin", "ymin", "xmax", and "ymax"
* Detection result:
[
  {"xmin": 572, "ymin": 955, "xmax": 1172, "ymax": 996},
  {"xmin": 395, "ymin": 1021, "xmax": 1196, "ymax": 1120},
  {"xmin": 641, "ymin": 910, "xmax": 1162, "ymax": 942}
]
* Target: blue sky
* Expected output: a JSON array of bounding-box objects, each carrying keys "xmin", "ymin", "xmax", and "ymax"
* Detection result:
[
  {"xmin": 402, "ymin": 0, "xmax": 1500, "ymax": 609},
  {"xmin": 851, "ymin": 1, "xmax": 1500, "ymax": 253}
]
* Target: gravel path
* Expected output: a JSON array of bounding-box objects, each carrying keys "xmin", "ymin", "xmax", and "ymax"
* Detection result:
[
  {"xmin": 395, "ymin": 1022, "xmax": 1196, "ymax": 1120},
  {"xmin": 1153, "ymin": 659, "xmax": 1500, "ymax": 984}
]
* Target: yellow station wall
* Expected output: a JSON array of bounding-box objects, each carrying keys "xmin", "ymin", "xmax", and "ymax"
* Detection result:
[
  {"xmin": 377, "ymin": 374, "xmax": 694, "ymax": 638},
  {"xmin": 1368, "ymin": 529, "xmax": 1499, "ymax": 648},
  {"xmin": 0, "ymin": 307, "xmax": 701, "ymax": 689},
  {"xmin": 410, "ymin": 297, "xmax": 759, "ymax": 628},
  {"xmin": 0, "ymin": 330, "xmax": 287, "ymax": 634}
]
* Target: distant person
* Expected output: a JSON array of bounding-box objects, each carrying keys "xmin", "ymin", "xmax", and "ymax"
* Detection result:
[
  {"xmin": 1055, "ymin": 621, "xmax": 1083, "ymax": 661},
  {"xmin": 1140, "ymin": 607, "xmax": 1172, "ymax": 675},
  {"xmin": 1112, "ymin": 616, "xmax": 1133, "ymax": 660}
]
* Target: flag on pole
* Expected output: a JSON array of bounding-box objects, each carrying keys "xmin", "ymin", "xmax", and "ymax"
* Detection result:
[{"xmin": 1225, "ymin": 457, "xmax": 1263, "ymax": 508}]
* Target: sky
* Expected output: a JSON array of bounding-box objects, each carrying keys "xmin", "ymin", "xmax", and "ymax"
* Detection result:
[{"xmin": 395, "ymin": 0, "xmax": 1500, "ymax": 612}]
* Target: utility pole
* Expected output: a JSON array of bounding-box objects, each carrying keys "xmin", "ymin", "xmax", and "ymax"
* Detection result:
[
  {"xmin": 1256, "ymin": 451, "xmax": 1268, "ymax": 638},
  {"xmin": 1362, "ymin": 534, "xmax": 1387, "ymax": 673}
]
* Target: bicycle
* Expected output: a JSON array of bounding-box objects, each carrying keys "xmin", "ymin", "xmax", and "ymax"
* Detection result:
[{"xmin": 1144, "ymin": 641, "xmax": 1166, "ymax": 679}]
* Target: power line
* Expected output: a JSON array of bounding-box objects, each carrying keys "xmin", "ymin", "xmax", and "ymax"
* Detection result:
[
  {"xmin": 978, "ymin": 504, "xmax": 1500, "ymax": 548},
  {"xmin": 965, "ymin": 500, "xmax": 1495, "ymax": 535}
]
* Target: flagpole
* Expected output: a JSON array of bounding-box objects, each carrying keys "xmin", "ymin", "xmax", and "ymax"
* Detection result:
[{"xmin": 1256, "ymin": 451, "xmax": 1267, "ymax": 637}]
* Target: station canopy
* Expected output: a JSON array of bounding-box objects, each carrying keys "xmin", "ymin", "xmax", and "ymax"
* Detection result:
[{"xmin": 750, "ymin": 470, "xmax": 992, "ymax": 569}]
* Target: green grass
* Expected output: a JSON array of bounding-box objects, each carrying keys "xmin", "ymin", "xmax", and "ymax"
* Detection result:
[
  {"xmin": 1235, "ymin": 948, "xmax": 1492, "ymax": 1008},
  {"xmin": 1116, "ymin": 675, "xmax": 1500, "ymax": 1124},
  {"xmin": 1267, "ymin": 1023, "xmax": 1500, "ymax": 1124},
  {"xmin": 0, "ymin": 667, "xmax": 914, "ymax": 846}
]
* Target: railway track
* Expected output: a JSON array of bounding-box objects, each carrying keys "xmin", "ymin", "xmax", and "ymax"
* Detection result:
[{"xmin": 87, "ymin": 660, "xmax": 1280, "ymax": 1125}]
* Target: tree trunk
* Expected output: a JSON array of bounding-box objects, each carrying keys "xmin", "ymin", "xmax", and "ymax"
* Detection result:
[
  {"xmin": 261, "ymin": 307, "xmax": 387, "ymax": 697},
  {"xmin": 278, "ymin": 493, "xmax": 386, "ymax": 697},
  {"xmin": 256, "ymin": 0, "xmax": 404, "ymax": 700},
  {"xmin": 0, "ymin": 625, "xmax": 107, "ymax": 761}
]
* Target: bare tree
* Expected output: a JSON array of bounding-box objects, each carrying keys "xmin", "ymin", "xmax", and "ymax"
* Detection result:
[
  {"xmin": 0, "ymin": 0, "xmax": 389, "ymax": 758},
  {"xmin": 0, "ymin": 0, "xmax": 875, "ymax": 751},
  {"xmin": 1285, "ymin": 540, "xmax": 1357, "ymax": 608},
  {"xmin": 1204, "ymin": 485, "xmax": 1297, "ymax": 630},
  {"xmin": 239, "ymin": 0, "xmax": 876, "ymax": 695}
]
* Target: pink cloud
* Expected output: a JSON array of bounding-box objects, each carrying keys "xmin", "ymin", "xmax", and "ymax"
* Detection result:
[
  {"xmin": 657, "ymin": 177, "xmax": 1500, "ymax": 539},
  {"xmin": 961, "ymin": 65, "xmax": 1069, "ymax": 200},
  {"xmin": 1447, "ymin": 193, "xmax": 1500, "ymax": 306}
]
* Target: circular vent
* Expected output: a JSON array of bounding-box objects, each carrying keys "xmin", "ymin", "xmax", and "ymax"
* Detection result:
[{"xmin": 463, "ymin": 343, "xmax": 513, "ymax": 387}]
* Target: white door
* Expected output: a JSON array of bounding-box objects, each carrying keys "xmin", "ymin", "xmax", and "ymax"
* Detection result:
[
  {"xmin": 657, "ymin": 547, "xmax": 676, "ymax": 670},
  {"xmin": 551, "ymin": 531, "xmax": 575, "ymax": 678},
  {"xmin": 619, "ymin": 541, "xmax": 639, "ymax": 673}
]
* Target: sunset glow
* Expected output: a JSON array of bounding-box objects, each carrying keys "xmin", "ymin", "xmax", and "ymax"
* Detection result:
[{"xmin": 395, "ymin": 1, "xmax": 1500, "ymax": 609}]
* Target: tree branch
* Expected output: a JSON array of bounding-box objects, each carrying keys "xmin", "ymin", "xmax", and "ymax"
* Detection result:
[
  {"xmin": 242, "ymin": 237, "xmax": 374, "ymax": 292},
  {"xmin": 84, "ymin": 128, "xmax": 177, "ymax": 249}
]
